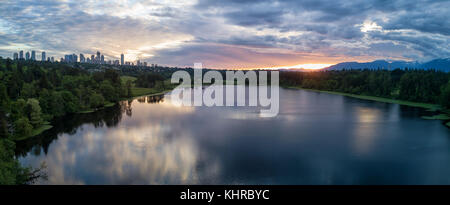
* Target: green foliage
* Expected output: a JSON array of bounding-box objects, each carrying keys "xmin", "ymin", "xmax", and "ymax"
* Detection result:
[
  {"xmin": 0, "ymin": 58, "xmax": 176, "ymax": 184},
  {"xmin": 0, "ymin": 83, "xmax": 10, "ymax": 112},
  {"xmin": 21, "ymin": 83, "xmax": 37, "ymax": 99},
  {"xmin": 0, "ymin": 111, "xmax": 9, "ymax": 139},
  {"xmin": 100, "ymin": 80, "xmax": 118, "ymax": 102},
  {"xmin": 441, "ymin": 82, "xmax": 450, "ymax": 109},
  {"xmin": 26, "ymin": 98, "xmax": 43, "ymax": 128},
  {"xmin": 135, "ymin": 73, "xmax": 164, "ymax": 88},
  {"xmin": 0, "ymin": 137, "xmax": 46, "ymax": 184},
  {"xmin": 10, "ymin": 99, "xmax": 26, "ymax": 121},
  {"xmin": 89, "ymin": 92, "xmax": 105, "ymax": 108},
  {"xmin": 0, "ymin": 138, "xmax": 26, "ymax": 184},
  {"xmin": 280, "ymin": 69, "xmax": 450, "ymax": 106},
  {"xmin": 126, "ymin": 80, "xmax": 133, "ymax": 98},
  {"xmin": 14, "ymin": 117, "xmax": 32, "ymax": 137}
]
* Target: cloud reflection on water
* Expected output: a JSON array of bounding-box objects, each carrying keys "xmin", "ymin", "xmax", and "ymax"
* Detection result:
[{"xmin": 20, "ymin": 96, "xmax": 212, "ymax": 184}]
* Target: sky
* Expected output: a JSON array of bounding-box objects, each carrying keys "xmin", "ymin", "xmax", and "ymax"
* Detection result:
[{"xmin": 0, "ymin": 0, "xmax": 449, "ymax": 69}]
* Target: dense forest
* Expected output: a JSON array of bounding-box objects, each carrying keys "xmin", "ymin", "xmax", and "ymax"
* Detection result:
[
  {"xmin": 280, "ymin": 69, "xmax": 450, "ymax": 109},
  {"xmin": 0, "ymin": 57, "xmax": 168, "ymax": 184}
]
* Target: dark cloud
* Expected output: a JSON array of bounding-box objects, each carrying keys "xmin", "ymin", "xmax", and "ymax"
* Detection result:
[{"xmin": 0, "ymin": 0, "xmax": 449, "ymax": 66}]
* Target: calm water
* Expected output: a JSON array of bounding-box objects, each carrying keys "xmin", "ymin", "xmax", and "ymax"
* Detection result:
[{"xmin": 17, "ymin": 86, "xmax": 450, "ymax": 184}]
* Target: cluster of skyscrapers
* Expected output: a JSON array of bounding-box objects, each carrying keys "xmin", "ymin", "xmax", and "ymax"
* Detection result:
[
  {"xmin": 11, "ymin": 50, "xmax": 156, "ymax": 67},
  {"xmin": 13, "ymin": 50, "xmax": 55, "ymax": 62}
]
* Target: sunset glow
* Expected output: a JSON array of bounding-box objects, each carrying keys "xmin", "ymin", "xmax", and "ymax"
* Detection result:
[
  {"xmin": 0, "ymin": 0, "xmax": 448, "ymax": 68},
  {"xmin": 256, "ymin": 64, "xmax": 333, "ymax": 70}
]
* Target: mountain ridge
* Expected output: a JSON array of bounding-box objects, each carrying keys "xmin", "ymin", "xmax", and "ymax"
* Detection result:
[{"xmin": 323, "ymin": 58, "xmax": 450, "ymax": 71}]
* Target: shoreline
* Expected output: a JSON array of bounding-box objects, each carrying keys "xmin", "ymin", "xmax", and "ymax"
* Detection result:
[
  {"xmin": 76, "ymin": 87, "xmax": 174, "ymax": 114},
  {"xmin": 285, "ymin": 86, "xmax": 439, "ymax": 109},
  {"xmin": 285, "ymin": 86, "xmax": 450, "ymax": 128},
  {"xmin": 16, "ymin": 84, "xmax": 450, "ymax": 142},
  {"xmin": 16, "ymin": 87, "xmax": 175, "ymax": 141}
]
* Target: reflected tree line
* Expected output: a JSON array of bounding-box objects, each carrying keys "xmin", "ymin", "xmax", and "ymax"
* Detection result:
[{"xmin": 15, "ymin": 94, "xmax": 165, "ymax": 157}]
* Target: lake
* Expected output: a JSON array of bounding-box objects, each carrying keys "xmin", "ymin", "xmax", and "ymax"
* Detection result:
[{"xmin": 17, "ymin": 86, "xmax": 450, "ymax": 184}]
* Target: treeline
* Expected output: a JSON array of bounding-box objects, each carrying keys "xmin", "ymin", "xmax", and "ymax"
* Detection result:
[
  {"xmin": 280, "ymin": 69, "xmax": 450, "ymax": 108},
  {"xmin": 0, "ymin": 59, "xmax": 135, "ymax": 138},
  {"xmin": 135, "ymin": 73, "xmax": 165, "ymax": 88},
  {"xmin": 0, "ymin": 58, "xmax": 134, "ymax": 184}
]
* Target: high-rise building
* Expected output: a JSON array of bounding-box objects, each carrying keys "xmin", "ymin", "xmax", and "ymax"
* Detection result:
[
  {"xmin": 72, "ymin": 54, "xmax": 77, "ymax": 62},
  {"xmin": 51, "ymin": 57, "xmax": 54, "ymax": 62},
  {"xmin": 96, "ymin": 51, "xmax": 100, "ymax": 62},
  {"xmin": 64, "ymin": 54, "xmax": 77, "ymax": 63},
  {"xmin": 13, "ymin": 52, "xmax": 18, "ymax": 60},
  {"xmin": 47, "ymin": 57, "xmax": 50, "ymax": 62},
  {"xmin": 31, "ymin": 51, "xmax": 36, "ymax": 60},
  {"xmin": 25, "ymin": 52, "xmax": 30, "ymax": 60},
  {"xmin": 19, "ymin": 50, "xmax": 24, "ymax": 59},
  {"xmin": 101, "ymin": 55, "xmax": 104, "ymax": 64},
  {"xmin": 41, "ymin": 52, "xmax": 46, "ymax": 61},
  {"xmin": 91, "ymin": 55, "xmax": 95, "ymax": 63},
  {"xmin": 120, "ymin": 54, "xmax": 124, "ymax": 65},
  {"xmin": 80, "ymin": 54, "xmax": 85, "ymax": 63}
]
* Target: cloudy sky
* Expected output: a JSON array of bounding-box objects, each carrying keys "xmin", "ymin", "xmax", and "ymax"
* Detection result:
[{"xmin": 0, "ymin": 0, "xmax": 449, "ymax": 69}]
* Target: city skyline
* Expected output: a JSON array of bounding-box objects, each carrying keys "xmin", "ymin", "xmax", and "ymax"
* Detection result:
[
  {"xmin": 8, "ymin": 49, "xmax": 153, "ymax": 66},
  {"xmin": 0, "ymin": 0, "xmax": 449, "ymax": 69}
]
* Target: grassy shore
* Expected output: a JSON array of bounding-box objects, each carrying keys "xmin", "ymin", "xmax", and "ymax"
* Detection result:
[
  {"xmin": 421, "ymin": 114, "xmax": 450, "ymax": 120},
  {"xmin": 286, "ymin": 86, "xmax": 450, "ymax": 128},
  {"xmin": 14, "ymin": 122, "xmax": 53, "ymax": 141},
  {"xmin": 286, "ymin": 86, "xmax": 439, "ymax": 110}
]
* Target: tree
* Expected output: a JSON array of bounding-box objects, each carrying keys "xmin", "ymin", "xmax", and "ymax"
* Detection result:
[
  {"xmin": 0, "ymin": 83, "xmax": 9, "ymax": 112},
  {"xmin": 6, "ymin": 72, "xmax": 22, "ymax": 99},
  {"xmin": 10, "ymin": 99, "xmax": 26, "ymax": 122},
  {"xmin": 0, "ymin": 138, "xmax": 44, "ymax": 185},
  {"xmin": 100, "ymin": 80, "xmax": 117, "ymax": 102},
  {"xmin": 60, "ymin": 91, "xmax": 80, "ymax": 114},
  {"xmin": 26, "ymin": 99, "xmax": 43, "ymax": 128},
  {"xmin": 0, "ymin": 138, "xmax": 22, "ymax": 184},
  {"xmin": 104, "ymin": 69, "xmax": 121, "ymax": 85},
  {"xmin": 14, "ymin": 117, "xmax": 32, "ymax": 137},
  {"xmin": 93, "ymin": 72, "xmax": 104, "ymax": 82},
  {"xmin": 0, "ymin": 111, "xmax": 8, "ymax": 139},
  {"xmin": 136, "ymin": 73, "xmax": 164, "ymax": 88},
  {"xmin": 38, "ymin": 74, "xmax": 52, "ymax": 89},
  {"xmin": 20, "ymin": 83, "xmax": 36, "ymax": 99},
  {"xmin": 89, "ymin": 93, "xmax": 105, "ymax": 108},
  {"xmin": 441, "ymin": 82, "xmax": 450, "ymax": 109},
  {"xmin": 48, "ymin": 92, "xmax": 65, "ymax": 118},
  {"xmin": 126, "ymin": 80, "xmax": 133, "ymax": 98}
]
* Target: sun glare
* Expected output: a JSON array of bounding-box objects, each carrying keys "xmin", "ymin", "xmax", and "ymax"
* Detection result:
[
  {"xmin": 288, "ymin": 64, "xmax": 333, "ymax": 70},
  {"xmin": 256, "ymin": 64, "xmax": 333, "ymax": 70}
]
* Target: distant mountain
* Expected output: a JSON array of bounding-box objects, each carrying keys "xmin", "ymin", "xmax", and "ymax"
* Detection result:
[{"xmin": 323, "ymin": 58, "xmax": 450, "ymax": 72}]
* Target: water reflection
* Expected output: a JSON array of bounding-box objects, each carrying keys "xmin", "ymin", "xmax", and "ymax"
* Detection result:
[
  {"xmin": 17, "ymin": 87, "xmax": 450, "ymax": 184},
  {"xmin": 352, "ymin": 107, "xmax": 382, "ymax": 155},
  {"xmin": 18, "ymin": 94, "xmax": 216, "ymax": 184}
]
